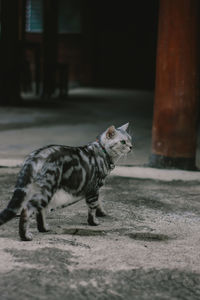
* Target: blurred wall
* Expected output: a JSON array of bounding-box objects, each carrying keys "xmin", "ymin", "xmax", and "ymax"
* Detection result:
[{"xmin": 25, "ymin": 0, "xmax": 158, "ymax": 90}]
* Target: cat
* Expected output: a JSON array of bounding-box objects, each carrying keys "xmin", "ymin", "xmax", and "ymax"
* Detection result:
[{"xmin": 0, "ymin": 123, "xmax": 132, "ymax": 241}]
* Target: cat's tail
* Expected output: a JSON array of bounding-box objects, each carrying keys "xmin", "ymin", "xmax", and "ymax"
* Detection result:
[
  {"xmin": 0, "ymin": 162, "xmax": 32, "ymax": 225},
  {"xmin": 0, "ymin": 188, "xmax": 26, "ymax": 225}
]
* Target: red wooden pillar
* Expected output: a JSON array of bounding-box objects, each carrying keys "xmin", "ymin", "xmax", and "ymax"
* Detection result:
[{"xmin": 150, "ymin": 0, "xmax": 200, "ymax": 170}]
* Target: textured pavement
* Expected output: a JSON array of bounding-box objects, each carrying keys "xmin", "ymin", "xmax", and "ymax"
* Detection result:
[{"xmin": 0, "ymin": 171, "xmax": 200, "ymax": 299}]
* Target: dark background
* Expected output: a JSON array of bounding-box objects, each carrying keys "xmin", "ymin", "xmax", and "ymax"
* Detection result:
[
  {"xmin": 91, "ymin": 1, "xmax": 158, "ymax": 89},
  {"xmin": 1, "ymin": 0, "xmax": 158, "ymax": 98}
]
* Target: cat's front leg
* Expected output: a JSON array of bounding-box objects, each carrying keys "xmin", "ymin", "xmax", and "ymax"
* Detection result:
[
  {"xmin": 86, "ymin": 193, "xmax": 100, "ymax": 226},
  {"xmin": 36, "ymin": 209, "xmax": 50, "ymax": 232}
]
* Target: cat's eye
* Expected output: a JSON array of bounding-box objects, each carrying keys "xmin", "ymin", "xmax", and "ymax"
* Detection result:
[{"xmin": 120, "ymin": 140, "xmax": 126, "ymax": 145}]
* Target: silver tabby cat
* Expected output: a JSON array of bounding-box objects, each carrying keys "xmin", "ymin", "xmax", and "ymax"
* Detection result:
[{"xmin": 0, "ymin": 123, "xmax": 132, "ymax": 241}]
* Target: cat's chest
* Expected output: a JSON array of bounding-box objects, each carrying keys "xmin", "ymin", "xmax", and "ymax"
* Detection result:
[{"xmin": 49, "ymin": 189, "xmax": 82, "ymax": 209}]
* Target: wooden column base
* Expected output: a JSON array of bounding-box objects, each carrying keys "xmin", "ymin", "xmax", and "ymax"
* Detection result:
[{"xmin": 149, "ymin": 154, "xmax": 196, "ymax": 171}]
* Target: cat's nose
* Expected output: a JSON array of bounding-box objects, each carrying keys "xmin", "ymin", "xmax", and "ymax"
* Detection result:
[{"xmin": 129, "ymin": 145, "xmax": 133, "ymax": 151}]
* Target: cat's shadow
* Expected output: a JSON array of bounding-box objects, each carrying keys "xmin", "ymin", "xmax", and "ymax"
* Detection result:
[{"xmin": 127, "ymin": 232, "xmax": 170, "ymax": 242}]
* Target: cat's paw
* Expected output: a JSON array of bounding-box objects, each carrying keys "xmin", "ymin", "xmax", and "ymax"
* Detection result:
[
  {"xmin": 87, "ymin": 215, "xmax": 100, "ymax": 226},
  {"xmin": 96, "ymin": 208, "xmax": 107, "ymax": 217},
  {"xmin": 21, "ymin": 232, "xmax": 33, "ymax": 241},
  {"xmin": 38, "ymin": 224, "xmax": 50, "ymax": 232},
  {"xmin": 39, "ymin": 227, "xmax": 50, "ymax": 233}
]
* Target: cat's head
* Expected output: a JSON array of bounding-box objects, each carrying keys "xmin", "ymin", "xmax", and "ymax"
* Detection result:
[{"xmin": 99, "ymin": 123, "xmax": 133, "ymax": 160}]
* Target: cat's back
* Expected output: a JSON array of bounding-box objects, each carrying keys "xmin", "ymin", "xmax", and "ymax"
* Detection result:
[
  {"xmin": 28, "ymin": 144, "xmax": 67, "ymax": 167},
  {"xmin": 17, "ymin": 145, "xmax": 70, "ymax": 186},
  {"xmin": 16, "ymin": 144, "xmax": 95, "ymax": 192}
]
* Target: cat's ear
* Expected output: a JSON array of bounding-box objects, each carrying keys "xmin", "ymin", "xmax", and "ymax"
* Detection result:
[
  {"xmin": 106, "ymin": 125, "xmax": 116, "ymax": 139},
  {"xmin": 118, "ymin": 122, "xmax": 129, "ymax": 131}
]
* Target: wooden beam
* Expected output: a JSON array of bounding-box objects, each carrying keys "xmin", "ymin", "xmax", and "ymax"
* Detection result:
[
  {"xmin": 0, "ymin": 0, "xmax": 22, "ymax": 105},
  {"xmin": 42, "ymin": 0, "xmax": 58, "ymax": 98},
  {"xmin": 80, "ymin": 0, "xmax": 96, "ymax": 86}
]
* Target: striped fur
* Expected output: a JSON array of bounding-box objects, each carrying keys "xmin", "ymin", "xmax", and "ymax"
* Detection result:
[{"xmin": 0, "ymin": 124, "xmax": 132, "ymax": 241}]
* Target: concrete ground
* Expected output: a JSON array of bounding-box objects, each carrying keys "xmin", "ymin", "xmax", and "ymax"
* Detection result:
[
  {"xmin": 0, "ymin": 88, "xmax": 200, "ymax": 300},
  {"xmin": 0, "ymin": 88, "xmax": 155, "ymax": 167}
]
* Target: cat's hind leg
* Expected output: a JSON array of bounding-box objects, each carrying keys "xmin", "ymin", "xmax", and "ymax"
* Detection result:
[
  {"xmin": 19, "ymin": 205, "xmax": 35, "ymax": 241},
  {"xmin": 19, "ymin": 191, "xmax": 50, "ymax": 241}
]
